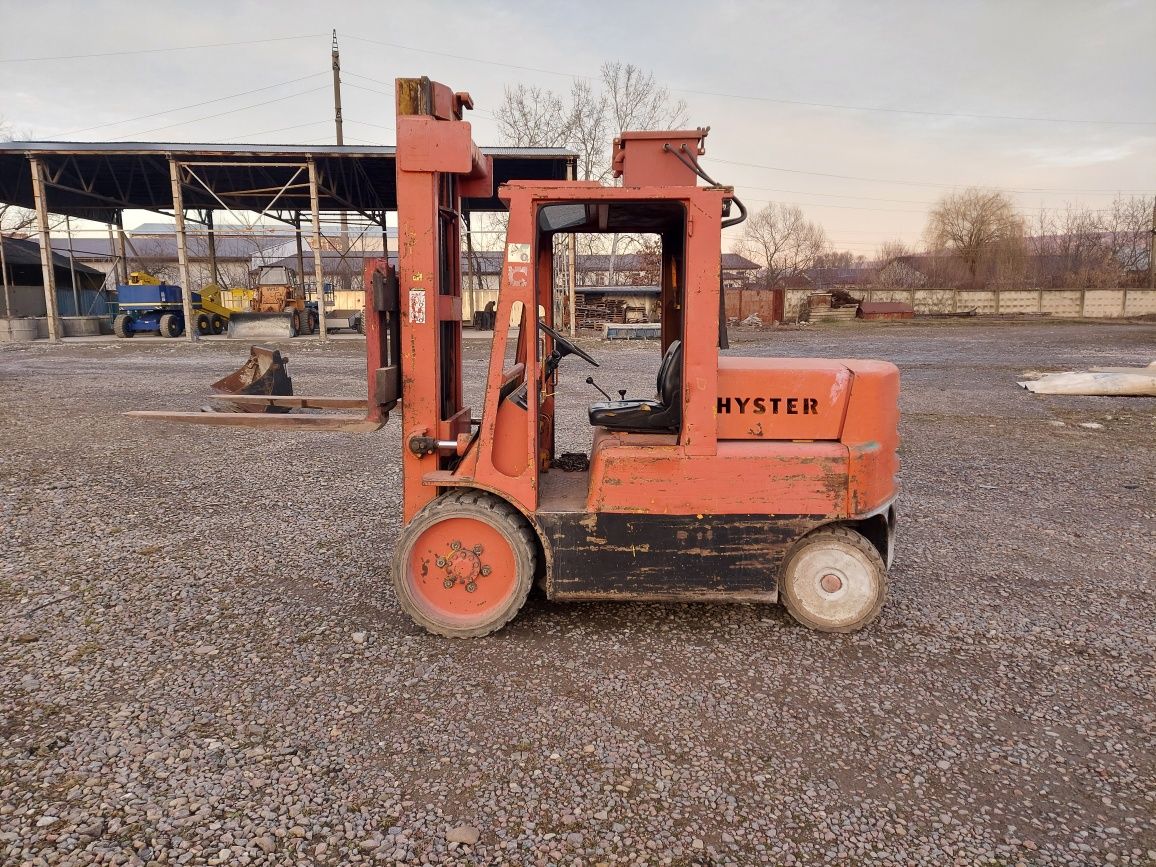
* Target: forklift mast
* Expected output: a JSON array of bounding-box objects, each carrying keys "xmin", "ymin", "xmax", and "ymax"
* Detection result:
[{"xmin": 366, "ymin": 77, "xmax": 493, "ymax": 521}]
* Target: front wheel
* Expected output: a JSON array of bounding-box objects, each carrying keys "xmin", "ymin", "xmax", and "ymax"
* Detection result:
[
  {"xmin": 210, "ymin": 314, "xmax": 225, "ymax": 335},
  {"xmin": 196, "ymin": 312, "xmax": 212, "ymax": 336},
  {"xmin": 392, "ymin": 490, "xmax": 537, "ymax": 638},
  {"xmin": 780, "ymin": 526, "xmax": 887, "ymax": 633},
  {"xmin": 113, "ymin": 314, "xmax": 133, "ymax": 338},
  {"xmin": 158, "ymin": 313, "xmax": 183, "ymax": 338}
]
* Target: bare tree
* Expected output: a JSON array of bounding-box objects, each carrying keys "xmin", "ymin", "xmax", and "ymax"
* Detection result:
[
  {"xmin": 925, "ymin": 188, "xmax": 1024, "ymax": 287},
  {"xmin": 495, "ymin": 65, "xmax": 688, "ymax": 185},
  {"xmin": 1101, "ymin": 195, "xmax": 1150, "ymax": 279},
  {"xmin": 494, "ymin": 64, "xmax": 689, "ymax": 293},
  {"xmin": 812, "ymin": 250, "xmax": 865, "ymax": 269},
  {"xmin": 876, "ymin": 260, "xmax": 927, "ymax": 288},
  {"xmin": 560, "ymin": 80, "xmax": 604, "ymax": 182},
  {"xmin": 875, "ymin": 239, "xmax": 913, "ymax": 264},
  {"xmin": 734, "ymin": 203, "xmax": 828, "ymax": 286},
  {"xmin": 493, "ymin": 86, "xmax": 573, "ymax": 150},
  {"xmin": 601, "ymin": 62, "xmax": 689, "ymax": 136}
]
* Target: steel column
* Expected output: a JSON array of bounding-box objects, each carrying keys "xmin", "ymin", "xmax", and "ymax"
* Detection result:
[
  {"xmin": 1, "ymin": 228, "xmax": 10, "ymax": 318},
  {"xmin": 566, "ymin": 159, "xmax": 577, "ymax": 336},
  {"xmin": 29, "ymin": 157, "xmax": 61, "ymax": 342},
  {"xmin": 568, "ymin": 233, "xmax": 577, "ymax": 336},
  {"xmin": 294, "ymin": 214, "xmax": 306, "ymax": 288},
  {"xmin": 65, "ymin": 216, "xmax": 80, "ymax": 316},
  {"xmin": 114, "ymin": 211, "xmax": 129, "ymax": 285},
  {"xmin": 206, "ymin": 210, "xmax": 220, "ymax": 286},
  {"xmin": 307, "ymin": 159, "xmax": 328, "ymax": 340},
  {"xmin": 168, "ymin": 159, "xmax": 197, "ymax": 342}
]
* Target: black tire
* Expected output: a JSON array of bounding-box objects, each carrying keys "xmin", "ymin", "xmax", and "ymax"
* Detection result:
[
  {"xmin": 159, "ymin": 313, "xmax": 183, "ymax": 338},
  {"xmin": 392, "ymin": 490, "xmax": 538, "ymax": 638},
  {"xmin": 210, "ymin": 314, "xmax": 225, "ymax": 335},
  {"xmin": 196, "ymin": 313, "xmax": 212, "ymax": 336},
  {"xmin": 113, "ymin": 314, "xmax": 133, "ymax": 338},
  {"xmin": 780, "ymin": 526, "xmax": 887, "ymax": 633},
  {"xmin": 289, "ymin": 310, "xmax": 301, "ymax": 337},
  {"xmin": 307, "ymin": 310, "xmax": 318, "ymax": 334}
]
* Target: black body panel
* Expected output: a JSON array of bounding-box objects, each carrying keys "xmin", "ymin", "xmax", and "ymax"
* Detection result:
[{"xmin": 538, "ymin": 511, "xmax": 828, "ymax": 601}]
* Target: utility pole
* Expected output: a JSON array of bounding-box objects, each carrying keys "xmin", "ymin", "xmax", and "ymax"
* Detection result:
[{"xmin": 332, "ymin": 30, "xmax": 350, "ymax": 295}]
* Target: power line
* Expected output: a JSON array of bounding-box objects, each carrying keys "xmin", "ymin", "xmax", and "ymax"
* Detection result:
[
  {"xmin": 230, "ymin": 121, "xmax": 334, "ymax": 141},
  {"xmin": 0, "ymin": 34, "xmax": 325, "ymax": 64},
  {"xmin": 342, "ymin": 34, "xmax": 578, "ymax": 80},
  {"xmin": 339, "ymin": 33, "xmax": 1153, "ymax": 127},
  {"xmin": 710, "ymin": 157, "xmax": 1156, "ymax": 195},
  {"xmin": 54, "ymin": 73, "xmax": 329, "ymax": 138},
  {"xmin": 112, "ymin": 85, "xmax": 330, "ymax": 139},
  {"xmin": 674, "ymin": 86, "xmax": 1155, "ymax": 127}
]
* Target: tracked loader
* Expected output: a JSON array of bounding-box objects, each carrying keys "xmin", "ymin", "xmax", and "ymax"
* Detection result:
[{"xmin": 133, "ymin": 77, "xmax": 900, "ymax": 637}]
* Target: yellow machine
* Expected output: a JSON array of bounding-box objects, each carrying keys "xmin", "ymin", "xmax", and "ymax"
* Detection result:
[{"xmin": 227, "ymin": 266, "xmax": 318, "ymax": 339}]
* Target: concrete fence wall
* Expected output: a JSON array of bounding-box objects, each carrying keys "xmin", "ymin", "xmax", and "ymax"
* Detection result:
[{"xmin": 783, "ymin": 287, "xmax": 1156, "ymax": 321}]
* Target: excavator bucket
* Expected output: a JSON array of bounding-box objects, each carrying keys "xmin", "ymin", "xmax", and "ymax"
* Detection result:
[
  {"xmin": 227, "ymin": 311, "xmax": 297, "ymax": 340},
  {"xmin": 209, "ymin": 346, "xmax": 293, "ymax": 413}
]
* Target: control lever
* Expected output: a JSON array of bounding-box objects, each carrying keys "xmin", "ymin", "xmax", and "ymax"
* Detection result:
[
  {"xmin": 618, "ymin": 389, "xmax": 627, "ymax": 399},
  {"xmin": 585, "ymin": 375, "xmax": 612, "ymax": 401}
]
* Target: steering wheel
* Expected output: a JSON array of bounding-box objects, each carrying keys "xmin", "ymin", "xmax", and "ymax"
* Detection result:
[{"xmin": 538, "ymin": 320, "xmax": 599, "ymax": 367}]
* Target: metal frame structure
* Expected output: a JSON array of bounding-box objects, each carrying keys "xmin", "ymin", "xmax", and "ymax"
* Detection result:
[{"xmin": 0, "ymin": 142, "xmax": 575, "ymax": 342}]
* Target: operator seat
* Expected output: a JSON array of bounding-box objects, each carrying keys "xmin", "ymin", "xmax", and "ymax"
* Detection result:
[{"xmin": 588, "ymin": 339, "xmax": 682, "ymax": 432}]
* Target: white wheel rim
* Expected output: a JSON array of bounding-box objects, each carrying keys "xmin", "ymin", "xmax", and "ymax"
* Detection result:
[{"xmin": 788, "ymin": 542, "xmax": 879, "ymax": 628}]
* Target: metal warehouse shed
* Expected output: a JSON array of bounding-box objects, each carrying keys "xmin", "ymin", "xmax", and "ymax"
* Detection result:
[{"xmin": 0, "ymin": 141, "xmax": 576, "ymax": 341}]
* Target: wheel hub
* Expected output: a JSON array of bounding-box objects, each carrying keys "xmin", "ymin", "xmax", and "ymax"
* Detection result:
[
  {"xmin": 819, "ymin": 573, "xmax": 844, "ymax": 593},
  {"xmin": 436, "ymin": 541, "xmax": 490, "ymax": 593}
]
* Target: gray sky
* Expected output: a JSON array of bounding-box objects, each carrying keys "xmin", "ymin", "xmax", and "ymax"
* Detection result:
[{"xmin": 2, "ymin": 0, "xmax": 1153, "ymax": 254}]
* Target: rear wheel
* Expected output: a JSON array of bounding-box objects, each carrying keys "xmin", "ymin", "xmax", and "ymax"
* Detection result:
[
  {"xmin": 159, "ymin": 313, "xmax": 183, "ymax": 338},
  {"xmin": 780, "ymin": 526, "xmax": 887, "ymax": 633},
  {"xmin": 210, "ymin": 314, "xmax": 225, "ymax": 335},
  {"xmin": 307, "ymin": 310, "xmax": 318, "ymax": 334},
  {"xmin": 113, "ymin": 314, "xmax": 133, "ymax": 338},
  {"xmin": 392, "ymin": 490, "xmax": 537, "ymax": 638},
  {"xmin": 196, "ymin": 312, "xmax": 212, "ymax": 336}
]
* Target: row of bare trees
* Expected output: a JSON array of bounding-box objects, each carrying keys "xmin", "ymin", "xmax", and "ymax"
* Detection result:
[
  {"xmin": 732, "ymin": 190, "xmax": 1153, "ymax": 291},
  {"xmin": 916, "ymin": 190, "xmax": 1151, "ymax": 289}
]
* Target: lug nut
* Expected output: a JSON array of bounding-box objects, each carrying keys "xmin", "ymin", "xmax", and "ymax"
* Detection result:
[{"xmin": 465, "ymin": 581, "xmax": 477, "ymax": 593}]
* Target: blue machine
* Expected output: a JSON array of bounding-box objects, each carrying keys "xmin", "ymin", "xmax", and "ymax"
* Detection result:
[{"xmin": 113, "ymin": 282, "xmax": 206, "ymax": 338}]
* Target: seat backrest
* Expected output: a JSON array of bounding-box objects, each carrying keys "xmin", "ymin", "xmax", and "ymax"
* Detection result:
[{"xmin": 656, "ymin": 339, "xmax": 682, "ymax": 406}]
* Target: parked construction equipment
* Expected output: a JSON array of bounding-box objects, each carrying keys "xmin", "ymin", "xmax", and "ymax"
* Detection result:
[
  {"xmin": 227, "ymin": 265, "xmax": 318, "ymax": 340},
  {"xmin": 133, "ymin": 76, "xmax": 900, "ymax": 637},
  {"xmin": 113, "ymin": 272, "xmax": 233, "ymax": 338}
]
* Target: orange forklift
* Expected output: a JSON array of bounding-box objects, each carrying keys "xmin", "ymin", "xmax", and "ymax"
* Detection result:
[{"xmin": 133, "ymin": 77, "xmax": 899, "ymax": 637}]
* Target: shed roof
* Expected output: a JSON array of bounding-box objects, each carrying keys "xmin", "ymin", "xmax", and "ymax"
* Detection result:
[
  {"xmin": 0, "ymin": 141, "xmax": 576, "ymax": 223},
  {"xmin": 1, "ymin": 235, "xmax": 104, "ymax": 273}
]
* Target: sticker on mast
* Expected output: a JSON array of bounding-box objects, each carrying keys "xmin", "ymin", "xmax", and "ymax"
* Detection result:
[
  {"xmin": 506, "ymin": 243, "xmax": 531, "ymax": 263},
  {"xmin": 409, "ymin": 288, "xmax": 426, "ymax": 324}
]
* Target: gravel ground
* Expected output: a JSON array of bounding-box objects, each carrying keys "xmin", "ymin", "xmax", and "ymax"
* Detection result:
[{"xmin": 1, "ymin": 320, "xmax": 1154, "ymax": 866}]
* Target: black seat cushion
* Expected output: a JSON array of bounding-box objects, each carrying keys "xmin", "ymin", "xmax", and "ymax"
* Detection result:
[{"xmin": 588, "ymin": 340, "xmax": 682, "ymax": 432}]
